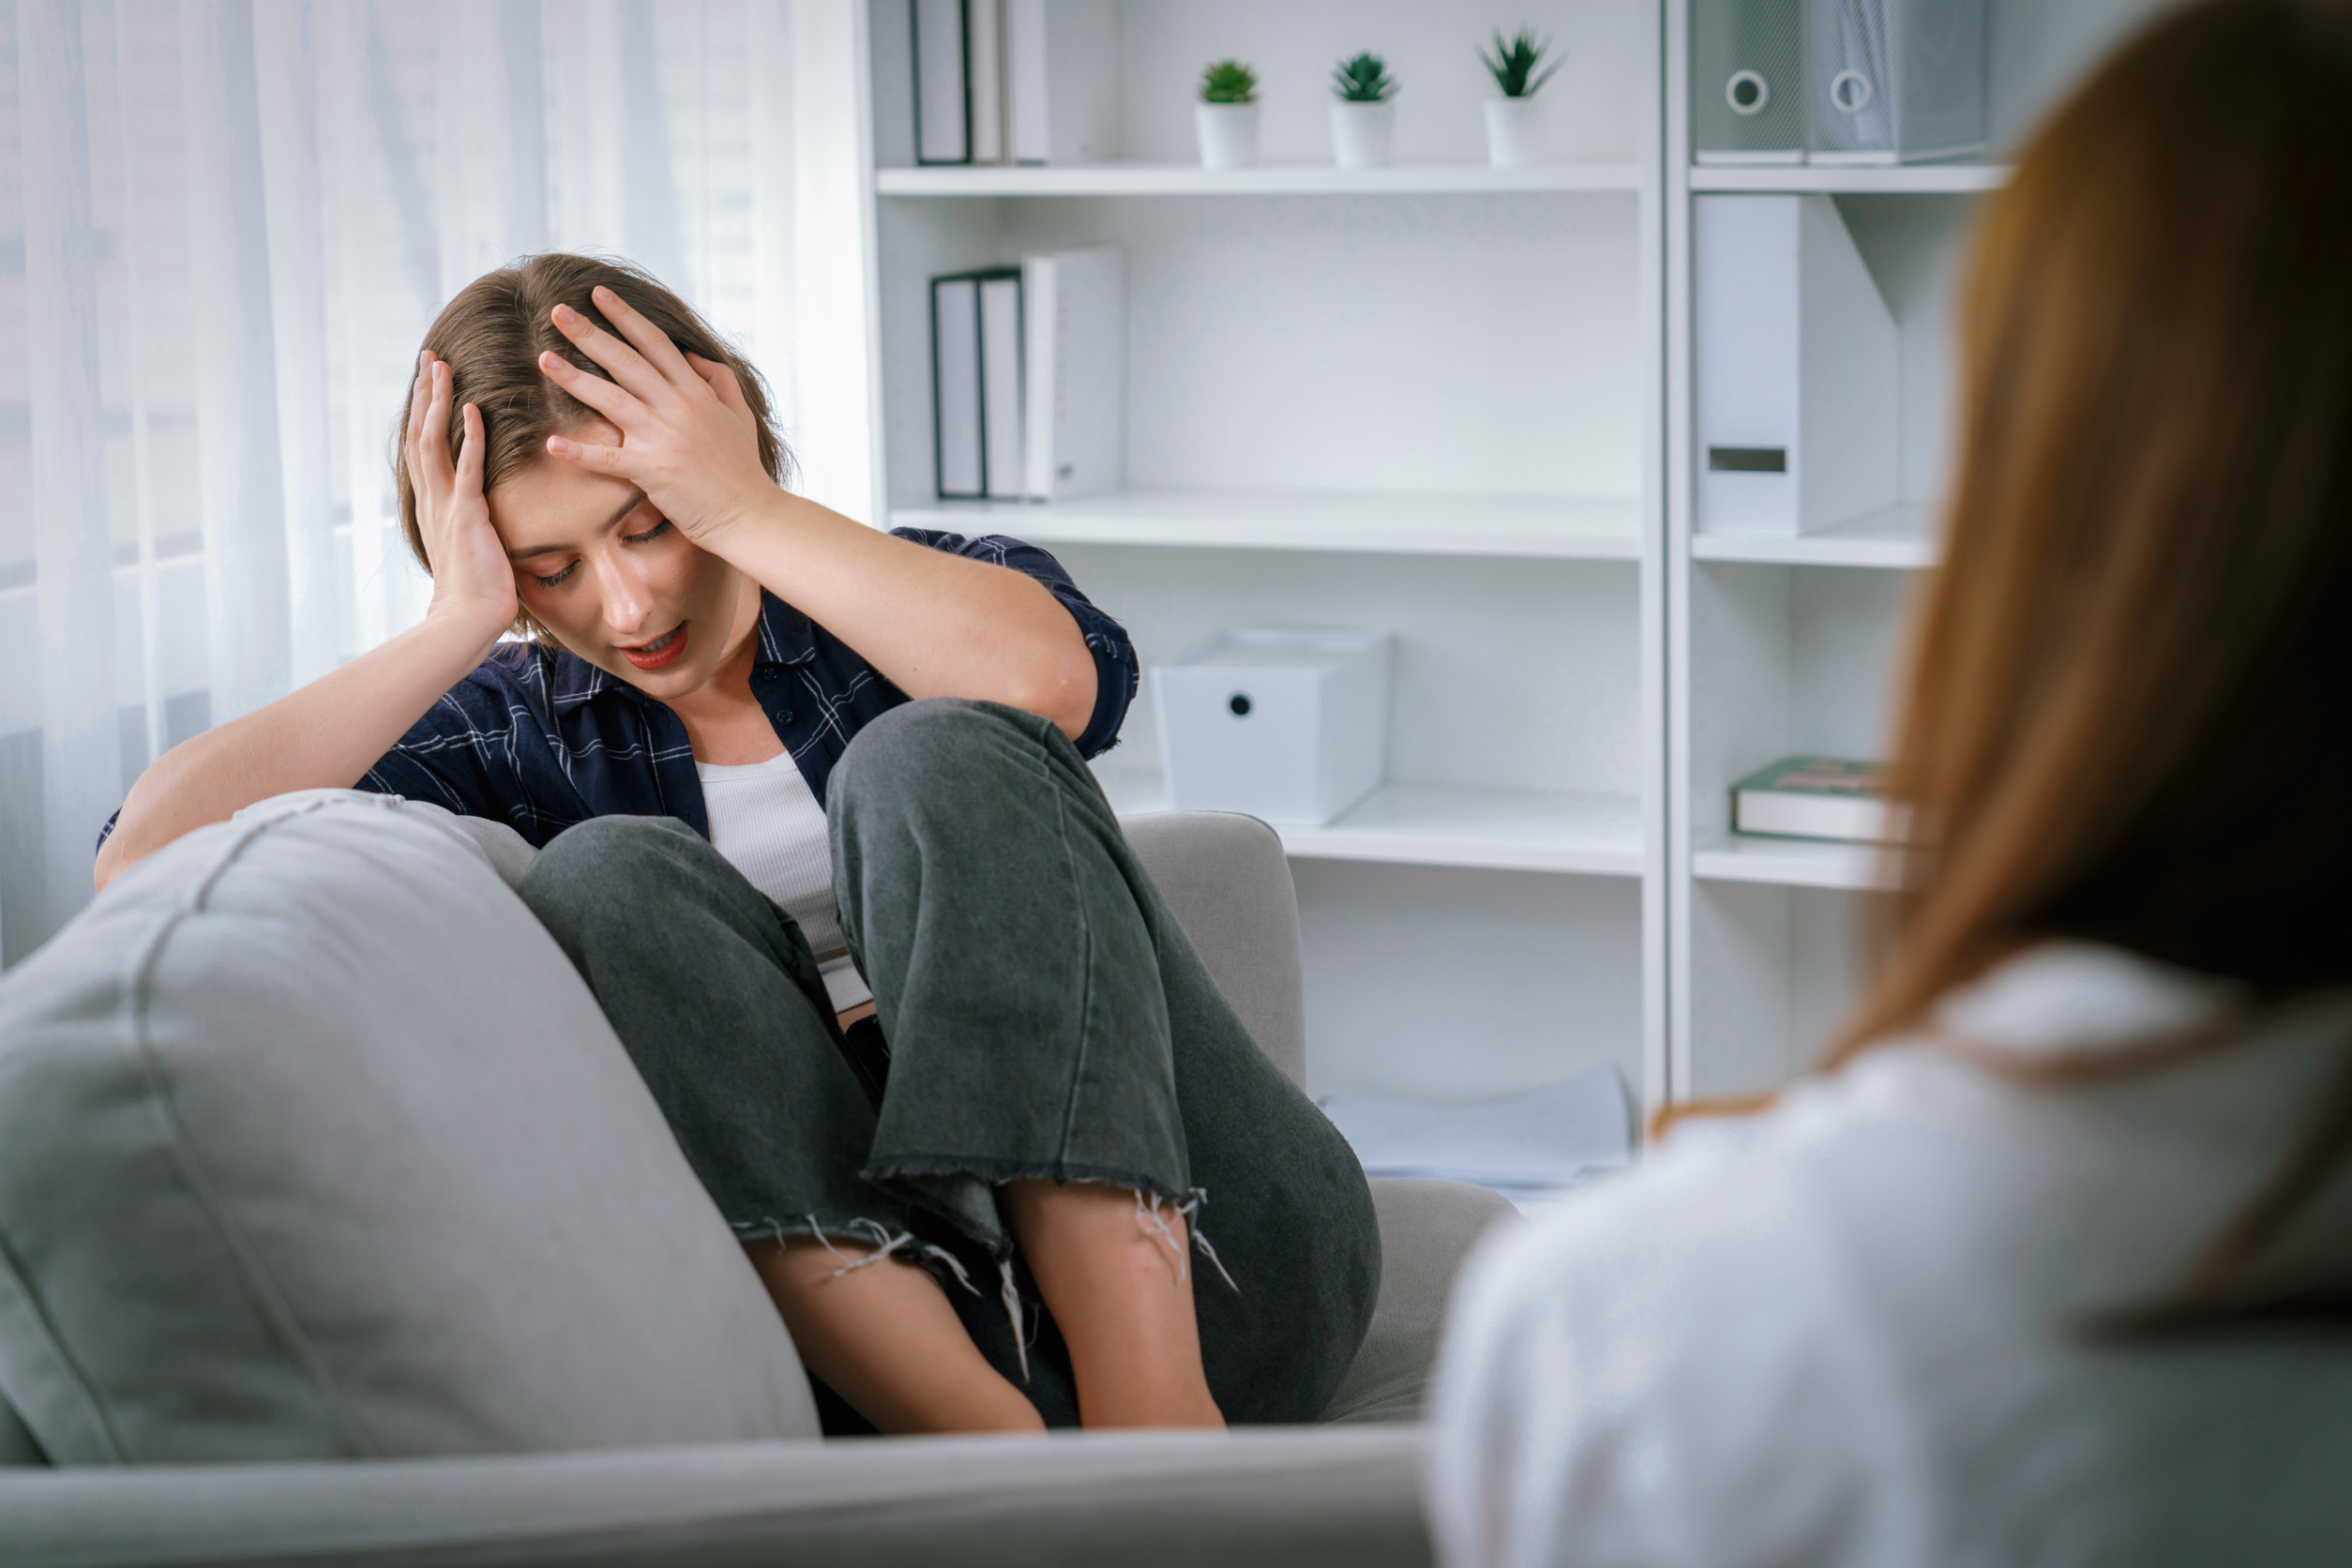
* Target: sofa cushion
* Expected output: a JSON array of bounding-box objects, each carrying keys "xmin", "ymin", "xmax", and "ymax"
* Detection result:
[
  {"xmin": 0, "ymin": 792, "xmax": 818, "ymax": 1463},
  {"xmin": 1319, "ymin": 1179, "xmax": 1518, "ymax": 1425}
]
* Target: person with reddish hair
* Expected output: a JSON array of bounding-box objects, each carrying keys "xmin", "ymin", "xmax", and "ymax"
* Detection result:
[{"xmin": 1431, "ymin": 1, "xmax": 2352, "ymax": 1560}]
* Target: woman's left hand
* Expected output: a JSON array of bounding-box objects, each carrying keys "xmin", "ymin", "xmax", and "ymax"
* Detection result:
[{"xmin": 535, "ymin": 285, "xmax": 776, "ymax": 547}]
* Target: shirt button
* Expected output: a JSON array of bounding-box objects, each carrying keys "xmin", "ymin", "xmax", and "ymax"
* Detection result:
[
  {"xmin": 778, "ymin": 709, "xmax": 795, "ymax": 726},
  {"xmin": 755, "ymin": 668, "xmax": 777, "ymax": 682}
]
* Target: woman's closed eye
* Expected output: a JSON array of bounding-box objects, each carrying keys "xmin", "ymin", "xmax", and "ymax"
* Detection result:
[{"xmin": 529, "ymin": 517, "xmax": 673, "ymax": 588}]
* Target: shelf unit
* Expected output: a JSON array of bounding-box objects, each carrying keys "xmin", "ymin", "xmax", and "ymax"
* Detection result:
[
  {"xmin": 892, "ymin": 490, "xmax": 1641, "ymax": 560},
  {"xmin": 1665, "ymin": 0, "xmax": 2178, "ymax": 1101},
  {"xmin": 850, "ymin": 0, "xmax": 1666, "ymax": 1113},
  {"xmin": 1098, "ymin": 772, "xmax": 1643, "ymax": 879},
  {"xmin": 877, "ymin": 161, "xmax": 1644, "ymax": 197},
  {"xmin": 1688, "ymin": 162, "xmax": 2009, "ymax": 194},
  {"xmin": 802, "ymin": 0, "xmax": 2176, "ymax": 1121}
]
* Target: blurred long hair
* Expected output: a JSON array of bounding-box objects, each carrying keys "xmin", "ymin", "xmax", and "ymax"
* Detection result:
[{"xmin": 1831, "ymin": 0, "xmax": 2352, "ymax": 1317}]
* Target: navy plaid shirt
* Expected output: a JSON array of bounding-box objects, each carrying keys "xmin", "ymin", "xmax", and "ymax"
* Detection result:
[
  {"xmin": 99, "ymin": 531, "xmax": 1134, "ymax": 853},
  {"xmin": 357, "ymin": 530, "xmax": 1135, "ymax": 846}
]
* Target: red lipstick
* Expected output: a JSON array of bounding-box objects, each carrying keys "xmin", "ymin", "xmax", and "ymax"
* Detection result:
[{"xmin": 620, "ymin": 623, "xmax": 689, "ymax": 671}]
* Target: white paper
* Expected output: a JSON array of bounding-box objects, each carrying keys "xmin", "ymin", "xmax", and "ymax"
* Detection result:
[{"xmin": 1319, "ymin": 1063, "xmax": 1634, "ymax": 1195}]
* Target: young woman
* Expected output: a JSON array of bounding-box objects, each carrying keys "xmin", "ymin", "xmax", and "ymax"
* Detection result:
[
  {"xmin": 1430, "ymin": 0, "xmax": 2352, "ymax": 1560},
  {"xmin": 97, "ymin": 254, "xmax": 1379, "ymax": 1437}
]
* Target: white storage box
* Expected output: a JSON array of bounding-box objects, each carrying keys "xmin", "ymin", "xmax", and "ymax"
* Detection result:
[{"xmin": 1153, "ymin": 629, "xmax": 1392, "ymax": 827}]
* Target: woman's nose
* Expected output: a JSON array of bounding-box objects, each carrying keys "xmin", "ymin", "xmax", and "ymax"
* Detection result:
[{"xmin": 593, "ymin": 547, "xmax": 652, "ymax": 636}]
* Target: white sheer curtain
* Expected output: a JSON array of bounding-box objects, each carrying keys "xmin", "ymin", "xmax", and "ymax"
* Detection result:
[{"xmin": 1, "ymin": 0, "xmax": 809, "ymax": 963}]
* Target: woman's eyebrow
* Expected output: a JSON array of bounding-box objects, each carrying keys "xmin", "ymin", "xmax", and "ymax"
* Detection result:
[{"xmin": 504, "ymin": 490, "xmax": 648, "ymax": 560}]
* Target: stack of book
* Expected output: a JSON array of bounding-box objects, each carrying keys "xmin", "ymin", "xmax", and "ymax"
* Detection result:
[
  {"xmin": 1731, "ymin": 755, "xmax": 1897, "ymax": 842},
  {"xmin": 930, "ymin": 246, "xmax": 1123, "ymax": 503},
  {"xmin": 912, "ymin": 0, "xmax": 1117, "ymax": 166}
]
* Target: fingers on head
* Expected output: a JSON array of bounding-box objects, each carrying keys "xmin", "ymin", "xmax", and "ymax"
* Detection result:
[
  {"xmin": 539, "ymin": 348, "xmax": 631, "ymax": 419},
  {"xmin": 589, "ymin": 284, "xmax": 689, "ymax": 377},
  {"xmin": 548, "ymin": 433, "xmax": 617, "ymax": 473},
  {"xmin": 455, "ymin": 403, "xmax": 486, "ymax": 485},
  {"xmin": 404, "ymin": 350, "xmax": 438, "ymax": 447}
]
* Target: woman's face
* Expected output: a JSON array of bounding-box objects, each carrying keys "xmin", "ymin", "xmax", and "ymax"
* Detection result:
[{"xmin": 487, "ymin": 419, "xmax": 761, "ymax": 701}]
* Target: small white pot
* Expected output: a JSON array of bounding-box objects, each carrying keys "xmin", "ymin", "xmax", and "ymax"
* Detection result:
[
  {"xmin": 1485, "ymin": 98, "xmax": 1545, "ymax": 168},
  {"xmin": 1329, "ymin": 100, "xmax": 1395, "ymax": 169},
  {"xmin": 1194, "ymin": 102, "xmax": 1260, "ymax": 170}
]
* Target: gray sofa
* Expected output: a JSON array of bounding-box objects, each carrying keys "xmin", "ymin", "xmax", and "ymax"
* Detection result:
[{"xmin": 0, "ymin": 792, "xmax": 1511, "ymax": 1566}]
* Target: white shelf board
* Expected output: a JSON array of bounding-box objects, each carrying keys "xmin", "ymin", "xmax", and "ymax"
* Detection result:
[
  {"xmin": 1098, "ymin": 773, "xmax": 1644, "ymax": 878},
  {"xmin": 1689, "ymin": 162, "xmax": 2010, "ymax": 194},
  {"xmin": 1692, "ymin": 835, "xmax": 1890, "ymax": 890},
  {"xmin": 893, "ymin": 490, "xmax": 1642, "ymax": 561},
  {"xmin": 1691, "ymin": 505, "xmax": 1939, "ymax": 568},
  {"xmin": 877, "ymin": 160, "xmax": 1644, "ymax": 198}
]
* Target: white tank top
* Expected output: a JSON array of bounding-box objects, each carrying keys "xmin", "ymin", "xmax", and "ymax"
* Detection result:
[{"xmin": 694, "ymin": 752, "xmax": 872, "ymax": 1014}]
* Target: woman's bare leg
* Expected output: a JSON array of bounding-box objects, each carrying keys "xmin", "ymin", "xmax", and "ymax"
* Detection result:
[
  {"xmin": 744, "ymin": 1239, "xmax": 1045, "ymax": 1435},
  {"xmin": 1000, "ymin": 1180, "xmax": 1227, "ymax": 1430}
]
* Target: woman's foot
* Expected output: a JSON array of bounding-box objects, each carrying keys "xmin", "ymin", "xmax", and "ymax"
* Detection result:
[
  {"xmin": 1001, "ymin": 1178, "xmax": 1228, "ymax": 1429},
  {"xmin": 745, "ymin": 1236, "xmax": 1046, "ymax": 1434}
]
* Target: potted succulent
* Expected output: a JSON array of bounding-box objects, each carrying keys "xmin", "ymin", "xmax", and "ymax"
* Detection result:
[
  {"xmin": 1480, "ymin": 26, "xmax": 1561, "ymax": 168},
  {"xmin": 1195, "ymin": 58, "xmax": 1260, "ymax": 170},
  {"xmin": 1328, "ymin": 52, "xmax": 1398, "ymax": 170}
]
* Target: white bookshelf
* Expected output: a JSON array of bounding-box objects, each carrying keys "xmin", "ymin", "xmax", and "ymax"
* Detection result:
[
  {"xmin": 894, "ymin": 490, "xmax": 1641, "ymax": 561},
  {"xmin": 1691, "ymin": 504, "xmax": 1937, "ymax": 569},
  {"xmin": 877, "ymin": 160, "xmax": 1643, "ymax": 198},
  {"xmin": 1691, "ymin": 834, "xmax": 1886, "ymax": 891},
  {"xmin": 854, "ymin": 0, "xmax": 1666, "ymax": 1114},
  {"xmin": 1099, "ymin": 772, "xmax": 1643, "ymax": 878},
  {"xmin": 1689, "ymin": 162, "xmax": 2009, "ymax": 194},
  {"xmin": 1665, "ymin": 0, "xmax": 2179, "ymax": 1101}
]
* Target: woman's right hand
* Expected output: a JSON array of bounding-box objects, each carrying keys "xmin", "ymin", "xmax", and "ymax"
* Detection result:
[{"xmin": 406, "ymin": 350, "xmax": 517, "ymax": 637}]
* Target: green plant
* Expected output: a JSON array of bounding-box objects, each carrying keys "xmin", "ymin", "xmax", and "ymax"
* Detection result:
[
  {"xmin": 1481, "ymin": 26, "xmax": 1561, "ymax": 99},
  {"xmin": 1330, "ymin": 52, "xmax": 1397, "ymax": 103},
  {"xmin": 1198, "ymin": 58, "xmax": 1258, "ymax": 105}
]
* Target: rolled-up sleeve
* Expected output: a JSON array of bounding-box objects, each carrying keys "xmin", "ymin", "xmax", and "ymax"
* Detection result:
[{"xmin": 891, "ymin": 528, "xmax": 1138, "ymax": 758}]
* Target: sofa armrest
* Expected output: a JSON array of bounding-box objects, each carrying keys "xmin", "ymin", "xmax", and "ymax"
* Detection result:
[{"xmin": 0, "ymin": 1426, "xmax": 1426, "ymax": 1568}]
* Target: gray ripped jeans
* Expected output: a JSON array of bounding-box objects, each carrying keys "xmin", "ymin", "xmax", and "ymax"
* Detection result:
[{"xmin": 514, "ymin": 699, "xmax": 1380, "ymax": 1432}]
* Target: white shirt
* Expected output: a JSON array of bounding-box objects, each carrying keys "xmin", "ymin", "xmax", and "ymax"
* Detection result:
[
  {"xmin": 695, "ymin": 752, "xmax": 871, "ymax": 1014},
  {"xmin": 1428, "ymin": 943, "xmax": 2352, "ymax": 1568}
]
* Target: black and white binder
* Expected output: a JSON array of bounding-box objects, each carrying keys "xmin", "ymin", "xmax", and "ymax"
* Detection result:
[
  {"xmin": 912, "ymin": 0, "xmax": 971, "ymax": 165},
  {"xmin": 1693, "ymin": 196, "xmax": 1896, "ymax": 535},
  {"xmin": 1003, "ymin": 0, "xmax": 1119, "ymax": 165},
  {"xmin": 931, "ymin": 274, "xmax": 983, "ymax": 497},
  {"xmin": 968, "ymin": 0, "xmax": 1006, "ymax": 163},
  {"xmin": 1693, "ymin": 0, "xmax": 1806, "ymax": 164},
  {"xmin": 977, "ymin": 272, "xmax": 1025, "ymax": 499},
  {"xmin": 1019, "ymin": 246, "xmax": 1123, "ymax": 501},
  {"xmin": 930, "ymin": 267, "xmax": 1025, "ymax": 500},
  {"xmin": 1806, "ymin": 0, "xmax": 1985, "ymax": 163}
]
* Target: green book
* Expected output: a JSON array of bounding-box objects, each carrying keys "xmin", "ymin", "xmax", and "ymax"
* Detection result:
[{"xmin": 1731, "ymin": 756, "xmax": 1895, "ymax": 843}]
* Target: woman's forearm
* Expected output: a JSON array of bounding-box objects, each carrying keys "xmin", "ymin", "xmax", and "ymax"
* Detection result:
[
  {"xmin": 95, "ymin": 610, "xmax": 506, "ymax": 891},
  {"xmin": 705, "ymin": 491, "xmax": 1099, "ymax": 738}
]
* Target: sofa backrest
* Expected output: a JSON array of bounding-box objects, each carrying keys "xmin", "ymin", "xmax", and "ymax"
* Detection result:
[
  {"xmin": 1122, "ymin": 811, "xmax": 1306, "ymax": 1090},
  {"xmin": 0, "ymin": 792, "xmax": 818, "ymax": 1465}
]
